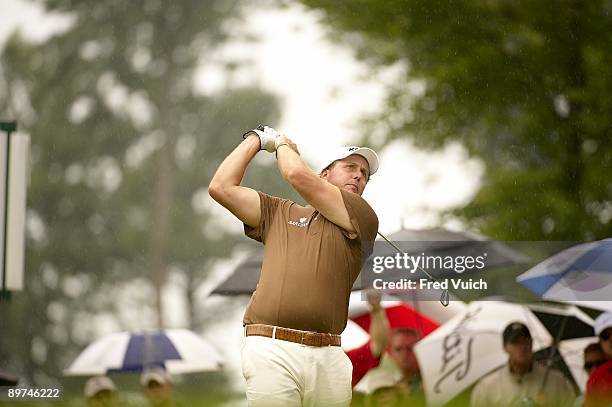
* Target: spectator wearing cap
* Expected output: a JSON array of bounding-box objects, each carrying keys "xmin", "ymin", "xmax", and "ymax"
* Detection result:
[
  {"xmin": 364, "ymin": 370, "xmax": 404, "ymax": 407},
  {"xmin": 584, "ymin": 311, "xmax": 612, "ymax": 407},
  {"xmin": 470, "ymin": 322, "xmax": 575, "ymax": 407},
  {"xmin": 141, "ymin": 368, "xmax": 179, "ymax": 407},
  {"xmin": 84, "ymin": 376, "xmax": 118, "ymax": 407}
]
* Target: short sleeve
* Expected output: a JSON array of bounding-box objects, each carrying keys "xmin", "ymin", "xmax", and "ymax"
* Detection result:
[
  {"xmin": 339, "ymin": 190, "xmax": 378, "ymax": 255},
  {"xmin": 244, "ymin": 191, "xmax": 286, "ymax": 243}
]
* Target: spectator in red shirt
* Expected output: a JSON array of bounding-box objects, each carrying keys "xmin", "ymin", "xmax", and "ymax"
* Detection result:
[{"xmin": 585, "ymin": 311, "xmax": 612, "ymax": 407}]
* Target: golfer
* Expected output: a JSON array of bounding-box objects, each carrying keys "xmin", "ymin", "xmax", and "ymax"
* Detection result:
[{"xmin": 209, "ymin": 126, "xmax": 379, "ymax": 406}]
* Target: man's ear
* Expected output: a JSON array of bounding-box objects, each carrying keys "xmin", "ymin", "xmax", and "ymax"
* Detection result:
[{"xmin": 320, "ymin": 170, "xmax": 329, "ymax": 179}]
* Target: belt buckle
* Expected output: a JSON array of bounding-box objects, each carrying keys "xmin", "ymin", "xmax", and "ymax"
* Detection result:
[{"xmin": 300, "ymin": 332, "xmax": 305, "ymax": 345}]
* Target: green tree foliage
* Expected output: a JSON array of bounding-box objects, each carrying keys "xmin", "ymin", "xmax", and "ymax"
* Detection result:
[
  {"xmin": 0, "ymin": 0, "xmax": 287, "ymax": 383},
  {"xmin": 301, "ymin": 0, "xmax": 612, "ymax": 240}
]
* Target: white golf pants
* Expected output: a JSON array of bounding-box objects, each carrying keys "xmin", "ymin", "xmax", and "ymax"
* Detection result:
[{"xmin": 241, "ymin": 335, "xmax": 352, "ymax": 407}]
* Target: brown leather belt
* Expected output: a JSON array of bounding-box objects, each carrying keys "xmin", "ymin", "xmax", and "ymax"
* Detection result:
[{"xmin": 245, "ymin": 324, "xmax": 341, "ymax": 347}]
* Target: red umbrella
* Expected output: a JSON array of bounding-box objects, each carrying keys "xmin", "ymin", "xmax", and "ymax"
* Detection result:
[
  {"xmin": 351, "ymin": 303, "xmax": 440, "ymax": 337},
  {"xmin": 342, "ymin": 299, "xmax": 443, "ymax": 388}
]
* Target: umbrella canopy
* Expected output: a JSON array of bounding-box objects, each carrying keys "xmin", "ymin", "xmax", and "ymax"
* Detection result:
[
  {"xmin": 212, "ymin": 252, "xmax": 263, "ymax": 295},
  {"xmin": 347, "ymin": 291, "xmax": 468, "ymax": 325},
  {"xmin": 517, "ymin": 238, "xmax": 612, "ymax": 308},
  {"xmin": 341, "ymin": 291, "xmax": 466, "ymax": 350},
  {"xmin": 64, "ymin": 329, "xmax": 223, "ymax": 376},
  {"xmin": 414, "ymin": 301, "xmax": 594, "ymax": 406},
  {"xmin": 212, "ymin": 227, "xmax": 528, "ymax": 295},
  {"xmin": 352, "ymin": 303, "xmax": 439, "ymax": 336},
  {"xmin": 381, "ymin": 227, "xmax": 529, "ymax": 267}
]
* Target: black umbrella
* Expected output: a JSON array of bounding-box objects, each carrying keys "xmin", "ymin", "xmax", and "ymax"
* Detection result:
[
  {"xmin": 211, "ymin": 227, "xmax": 529, "ymax": 295},
  {"xmin": 211, "ymin": 252, "xmax": 263, "ymax": 295},
  {"xmin": 0, "ymin": 369, "xmax": 19, "ymax": 386},
  {"xmin": 377, "ymin": 227, "xmax": 529, "ymax": 269}
]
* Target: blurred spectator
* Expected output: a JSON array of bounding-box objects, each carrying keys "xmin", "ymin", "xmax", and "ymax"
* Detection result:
[
  {"xmin": 141, "ymin": 368, "xmax": 180, "ymax": 407},
  {"xmin": 471, "ymin": 322, "xmax": 575, "ymax": 407},
  {"xmin": 387, "ymin": 327, "xmax": 425, "ymax": 404},
  {"xmin": 364, "ymin": 370, "xmax": 404, "ymax": 407},
  {"xmin": 584, "ymin": 343, "xmax": 609, "ymax": 375},
  {"xmin": 346, "ymin": 289, "xmax": 390, "ymax": 387},
  {"xmin": 585, "ymin": 312, "xmax": 612, "ymax": 407},
  {"xmin": 84, "ymin": 376, "xmax": 118, "ymax": 407},
  {"xmin": 574, "ymin": 343, "xmax": 609, "ymax": 407}
]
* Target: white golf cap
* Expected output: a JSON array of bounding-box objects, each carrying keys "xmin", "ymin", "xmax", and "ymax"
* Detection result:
[
  {"xmin": 594, "ymin": 311, "xmax": 612, "ymax": 336},
  {"xmin": 84, "ymin": 376, "xmax": 116, "ymax": 398},
  {"xmin": 366, "ymin": 370, "xmax": 399, "ymax": 394},
  {"xmin": 140, "ymin": 367, "xmax": 173, "ymax": 386},
  {"xmin": 320, "ymin": 146, "xmax": 380, "ymax": 176}
]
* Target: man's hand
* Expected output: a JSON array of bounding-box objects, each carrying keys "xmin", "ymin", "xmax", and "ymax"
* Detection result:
[
  {"xmin": 243, "ymin": 125, "xmax": 279, "ymax": 153},
  {"xmin": 275, "ymin": 134, "xmax": 300, "ymax": 155}
]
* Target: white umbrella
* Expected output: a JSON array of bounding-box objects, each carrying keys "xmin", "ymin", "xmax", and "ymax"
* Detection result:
[
  {"xmin": 517, "ymin": 239, "xmax": 612, "ymax": 307},
  {"xmin": 414, "ymin": 301, "xmax": 594, "ymax": 406},
  {"xmin": 64, "ymin": 329, "xmax": 223, "ymax": 376}
]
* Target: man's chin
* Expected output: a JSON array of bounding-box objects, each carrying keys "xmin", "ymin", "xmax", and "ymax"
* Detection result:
[{"xmin": 343, "ymin": 185, "xmax": 359, "ymax": 194}]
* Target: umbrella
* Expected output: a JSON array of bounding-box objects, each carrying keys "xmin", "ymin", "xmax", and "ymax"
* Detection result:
[
  {"xmin": 344, "ymin": 291, "xmax": 443, "ymax": 350},
  {"xmin": 414, "ymin": 301, "xmax": 594, "ymax": 406},
  {"xmin": 212, "ymin": 227, "xmax": 528, "ymax": 295},
  {"xmin": 361, "ymin": 228, "xmax": 529, "ymax": 290},
  {"xmin": 0, "ymin": 369, "xmax": 19, "ymax": 386},
  {"xmin": 517, "ymin": 238, "xmax": 612, "ymax": 309},
  {"xmin": 347, "ymin": 291, "xmax": 468, "ymax": 325},
  {"xmin": 378, "ymin": 228, "xmax": 529, "ymax": 267},
  {"xmin": 342, "ymin": 290, "xmax": 466, "ymax": 351},
  {"xmin": 211, "ymin": 252, "xmax": 264, "ymax": 296},
  {"xmin": 64, "ymin": 329, "xmax": 223, "ymax": 376}
]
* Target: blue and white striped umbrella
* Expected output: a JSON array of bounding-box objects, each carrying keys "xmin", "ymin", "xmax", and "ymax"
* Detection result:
[
  {"xmin": 64, "ymin": 329, "xmax": 223, "ymax": 376},
  {"xmin": 517, "ymin": 239, "xmax": 612, "ymax": 309}
]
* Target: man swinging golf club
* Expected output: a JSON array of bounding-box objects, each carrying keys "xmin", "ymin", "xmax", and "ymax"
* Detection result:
[{"xmin": 209, "ymin": 125, "xmax": 379, "ymax": 406}]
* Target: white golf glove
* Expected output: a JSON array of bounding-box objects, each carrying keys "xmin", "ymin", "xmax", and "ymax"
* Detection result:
[{"xmin": 242, "ymin": 125, "xmax": 280, "ymax": 153}]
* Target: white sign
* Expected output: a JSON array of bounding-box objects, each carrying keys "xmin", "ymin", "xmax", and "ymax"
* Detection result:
[{"xmin": 0, "ymin": 131, "xmax": 29, "ymax": 291}]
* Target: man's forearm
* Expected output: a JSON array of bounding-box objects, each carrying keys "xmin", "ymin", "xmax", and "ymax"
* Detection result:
[
  {"xmin": 209, "ymin": 135, "xmax": 260, "ymax": 191},
  {"xmin": 276, "ymin": 143, "xmax": 312, "ymax": 186},
  {"xmin": 369, "ymin": 306, "xmax": 389, "ymax": 357},
  {"xmin": 208, "ymin": 134, "xmax": 263, "ymax": 227}
]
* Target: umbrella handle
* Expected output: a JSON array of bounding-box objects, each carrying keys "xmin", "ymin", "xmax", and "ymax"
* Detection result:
[
  {"xmin": 540, "ymin": 315, "xmax": 569, "ymax": 393},
  {"xmin": 441, "ymin": 289, "xmax": 449, "ymax": 307}
]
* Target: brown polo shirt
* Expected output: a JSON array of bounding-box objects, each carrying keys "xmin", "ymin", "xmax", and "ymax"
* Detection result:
[{"xmin": 243, "ymin": 189, "xmax": 378, "ymax": 334}]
